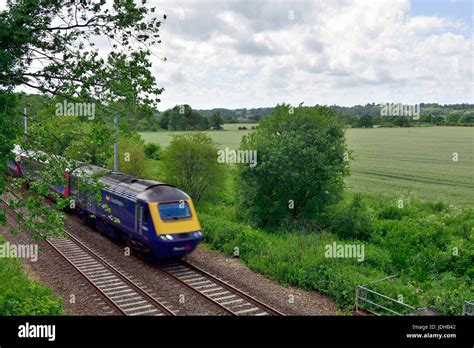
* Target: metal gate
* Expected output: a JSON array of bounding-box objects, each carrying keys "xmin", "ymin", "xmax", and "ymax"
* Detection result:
[
  {"xmin": 355, "ymin": 275, "xmax": 417, "ymax": 316},
  {"xmin": 463, "ymin": 300, "xmax": 474, "ymax": 316}
]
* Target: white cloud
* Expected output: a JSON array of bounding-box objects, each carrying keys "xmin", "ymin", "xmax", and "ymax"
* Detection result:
[
  {"xmin": 147, "ymin": 0, "xmax": 473, "ymax": 109},
  {"xmin": 5, "ymin": 0, "xmax": 472, "ymax": 108}
]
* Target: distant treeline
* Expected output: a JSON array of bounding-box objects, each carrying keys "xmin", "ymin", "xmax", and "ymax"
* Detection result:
[
  {"xmin": 195, "ymin": 107, "xmax": 272, "ymax": 123},
  {"xmin": 332, "ymin": 103, "xmax": 474, "ymax": 128},
  {"xmin": 198, "ymin": 103, "xmax": 474, "ymax": 128},
  {"xmin": 12, "ymin": 93, "xmax": 474, "ymax": 131}
]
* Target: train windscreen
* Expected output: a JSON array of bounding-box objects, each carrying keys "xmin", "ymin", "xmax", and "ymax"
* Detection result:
[{"xmin": 158, "ymin": 202, "xmax": 192, "ymax": 221}]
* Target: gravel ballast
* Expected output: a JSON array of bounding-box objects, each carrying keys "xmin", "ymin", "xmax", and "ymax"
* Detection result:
[
  {"xmin": 187, "ymin": 246, "xmax": 338, "ymax": 315},
  {"xmin": 1, "ymin": 200, "xmax": 339, "ymax": 316}
]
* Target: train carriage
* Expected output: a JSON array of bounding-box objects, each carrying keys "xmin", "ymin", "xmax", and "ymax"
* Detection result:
[{"xmin": 9, "ymin": 146, "xmax": 203, "ymax": 259}]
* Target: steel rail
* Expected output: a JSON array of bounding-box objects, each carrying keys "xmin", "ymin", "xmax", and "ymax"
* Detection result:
[
  {"xmin": 1, "ymin": 192, "xmax": 175, "ymax": 316},
  {"xmin": 158, "ymin": 260, "xmax": 285, "ymax": 316}
]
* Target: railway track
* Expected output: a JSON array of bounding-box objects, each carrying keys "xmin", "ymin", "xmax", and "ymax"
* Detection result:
[
  {"xmin": 159, "ymin": 260, "xmax": 285, "ymax": 316},
  {"xmin": 1, "ymin": 192, "xmax": 176, "ymax": 317},
  {"xmin": 3, "ymin": 190, "xmax": 284, "ymax": 316}
]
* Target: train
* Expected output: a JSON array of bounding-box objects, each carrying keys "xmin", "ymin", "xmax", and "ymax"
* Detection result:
[{"xmin": 7, "ymin": 145, "xmax": 203, "ymax": 259}]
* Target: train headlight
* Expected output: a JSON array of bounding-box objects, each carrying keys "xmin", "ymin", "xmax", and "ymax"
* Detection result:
[
  {"xmin": 159, "ymin": 235, "xmax": 167, "ymax": 241},
  {"xmin": 194, "ymin": 231, "xmax": 202, "ymax": 237},
  {"xmin": 165, "ymin": 234, "xmax": 174, "ymax": 240}
]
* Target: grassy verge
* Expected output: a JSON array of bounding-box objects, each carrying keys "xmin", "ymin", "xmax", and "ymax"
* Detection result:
[
  {"xmin": 197, "ymin": 193, "xmax": 473, "ymax": 315},
  {"xmin": 0, "ymin": 237, "xmax": 62, "ymax": 315}
]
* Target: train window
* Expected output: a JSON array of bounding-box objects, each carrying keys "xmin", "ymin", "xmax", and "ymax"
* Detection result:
[
  {"xmin": 158, "ymin": 202, "xmax": 192, "ymax": 221},
  {"xmin": 143, "ymin": 205, "xmax": 149, "ymax": 223}
]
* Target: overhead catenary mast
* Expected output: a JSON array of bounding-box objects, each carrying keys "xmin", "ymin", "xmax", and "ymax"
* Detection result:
[
  {"xmin": 114, "ymin": 111, "xmax": 118, "ymax": 172},
  {"xmin": 23, "ymin": 107, "xmax": 28, "ymax": 140}
]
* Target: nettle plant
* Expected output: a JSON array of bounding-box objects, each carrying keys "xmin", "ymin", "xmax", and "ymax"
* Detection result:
[{"xmin": 0, "ymin": 0, "xmax": 166, "ymax": 238}]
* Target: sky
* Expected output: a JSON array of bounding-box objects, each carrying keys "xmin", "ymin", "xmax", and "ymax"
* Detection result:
[{"xmin": 3, "ymin": 0, "xmax": 473, "ymax": 109}]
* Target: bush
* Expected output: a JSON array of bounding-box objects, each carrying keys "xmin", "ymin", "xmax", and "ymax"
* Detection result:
[
  {"xmin": 106, "ymin": 137, "xmax": 149, "ymax": 178},
  {"xmin": 238, "ymin": 104, "xmax": 349, "ymax": 229},
  {"xmin": 330, "ymin": 194, "xmax": 372, "ymax": 241},
  {"xmin": 199, "ymin": 192, "xmax": 473, "ymax": 315},
  {"xmin": 379, "ymin": 122, "xmax": 396, "ymax": 128},
  {"xmin": 144, "ymin": 142, "xmax": 162, "ymax": 160},
  {"xmin": 162, "ymin": 133, "xmax": 226, "ymax": 201},
  {"xmin": 431, "ymin": 200, "xmax": 446, "ymax": 212},
  {"xmin": 0, "ymin": 251, "xmax": 62, "ymax": 315},
  {"xmin": 378, "ymin": 205, "xmax": 406, "ymax": 220}
]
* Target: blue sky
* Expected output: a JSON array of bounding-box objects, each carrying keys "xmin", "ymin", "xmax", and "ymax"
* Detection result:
[
  {"xmin": 148, "ymin": 0, "xmax": 473, "ymax": 109},
  {"xmin": 4, "ymin": 0, "xmax": 472, "ymax": 109},
  {"xmin": 410, "ymin": 0, "xmax": 472, "ymax": 26}
]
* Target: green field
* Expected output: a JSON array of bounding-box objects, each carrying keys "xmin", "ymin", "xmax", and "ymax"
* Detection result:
[
  {"xmin": 346, "ymin": 127, "xmax": 474, "ymax": 206},
  {"xmin": 140, "ymin": 123, "xmax": 255, "ymax": 149},
  {"xmin": 140, "ymin": 126, "xmax": 474, "ymax": 206}
]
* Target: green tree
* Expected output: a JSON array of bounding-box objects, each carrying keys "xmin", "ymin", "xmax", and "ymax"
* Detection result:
[
  {"xmin": 356, "ymin": 115, "xmax": 373, "ymax": 128},
  {"xmin": 238, "ymin": 104, "xmax": 350, "ymax": 229},
  {"xmin": 392, "ymin": 116, "xmax": 411, "ymax": 127},
  {"xmin": 210, "ymin": 112, "xmax": 224, "ymax": 130},
  {"xmin": 64, "ymin": 121, "xmax": 115, "ymax": 167},
  {"xmin": 0, "ymin": 92, "xmax": 20, "ymax": 225},
  {"xmin": 446, "ymin": 112, "xmax": 461, "ymax": 124},
  {"xmin": 162, "ymin": 133, "xmax": 226, "ymax": 201},
  {"xmin": 106, "ymin": 137, "xmax": 148, "ymax": 178},
  {"xmin": 0, "ymin": 0, "xmax": 164, "ymax": 106},
  {"xmin": 0, "ymin": 0, "xmax": 165, "ymax": 239},
  {"xmin": 460, "ymin": 114, "xmax": 474, "ymax": 123},
  {"xmin": 419, "ymin": 114, "xmax": 432, "ymax": 123},
  {"xmin": 157, "ymin": 111, "xmax": 170, "ymax": 129}
]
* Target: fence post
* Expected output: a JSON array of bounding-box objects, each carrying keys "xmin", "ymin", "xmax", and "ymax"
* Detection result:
[{"xmin": 355, "ymin": 287, "xmax": 360, "ymax": 312}]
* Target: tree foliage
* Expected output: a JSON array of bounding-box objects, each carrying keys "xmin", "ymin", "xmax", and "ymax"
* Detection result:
[
  {"xmin": 162, "ymin": 133, "xmax": 226, "ymax": 201},
  {"xmin": 238, "ymin": 104, "xmax": 350, "ymax": 229},
  {"xmin": 106, "ymin": 137, "xmax": 148, "ymax": 178},
  {"xmin": 144, "ymin": 142, "xmax": 162, "ymax": 160},
  {"xmin": 0, "ymin": 0, "xmax": 165, "ymax": 239},
  {"xmin": 0, "ymin": 0, "xmax": 164, "ymax": 106},
  {"xmin": 210, "ymin": 111, "xmax": 224, "ymax": 130},
  {"xmin": 158, "ymin": 105, "xmax": 210, "ymax": 131}
]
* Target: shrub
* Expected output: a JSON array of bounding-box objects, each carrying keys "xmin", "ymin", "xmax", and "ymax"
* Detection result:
[
  {"xmin": 144, "ymin": 142, "xmax": 162, "ymax": 160},
  {"xmin": 162, "ymin": 133, "xmax": 226, "ymax": 201},
  {"xmin": 0, "ymin": 256, "xmax": 62, "ymax": 315},
  {"xmin": 200, "ymin": 191, "xmax": 473, "ymax": 315},
  {"xmin": 377, "ymin": 205, "xmax": 406, "ymax": 220},
  {"xmin": 106, "ymin": 137, "xmax": 149, "ymax": 178},
  {"xmin": 431, "ymin": 200, "xmax": 447, "ymax": 212},
  {"xmin": 330, "ymin": 194, "xmax": 372, "ymax": 241}
]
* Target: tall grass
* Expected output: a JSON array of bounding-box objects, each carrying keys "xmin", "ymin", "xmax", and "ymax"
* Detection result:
[
  {"xmin": 198, "ymin": 193, "xmax": 473, "ymax": 315},
  {"xmin": 0, "ymin": 237, "xmax": 62, "ymax": 315}
]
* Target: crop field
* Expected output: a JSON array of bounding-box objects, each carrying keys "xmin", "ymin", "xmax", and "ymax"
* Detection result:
[
  {"xmin": 140, "ymin": 126, "xmax": 474, "ymax": 206},
  {"xmin": 140, "ymin": 123, "xmax": 255, "ymax": 149},
  {"xmin": 345, "ymin": 127, "xmax": 474, "ymax": 206}
]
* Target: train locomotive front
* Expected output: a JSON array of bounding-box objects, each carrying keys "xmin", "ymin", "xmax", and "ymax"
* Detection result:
[{"xmin": 135, "ymin": 181, "xmax": 203, "ymax": 258}]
